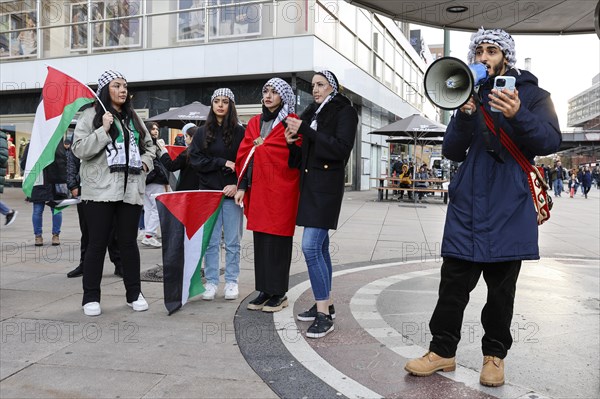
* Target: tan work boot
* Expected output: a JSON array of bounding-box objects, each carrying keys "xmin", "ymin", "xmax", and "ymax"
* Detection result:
[
  {"xmin": 35, "ymin": 235, "xmax": 43, "ymax": 246},
  {"xmin": 404, "ymin": 351, "xmax": 456, "ymax": 376},
  {"xmin": 480, "ymin": 355, "xmax": 504, "ymax": 387},
  {"xmin": 51, "ymin": 234, "xmax": 60, "ymax": 246}
]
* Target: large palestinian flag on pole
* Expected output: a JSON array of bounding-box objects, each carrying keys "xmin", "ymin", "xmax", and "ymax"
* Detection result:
[
  {"xmin": 156, "ymin": 190, "xmax": 224, "ymax": 315},
  {"xmin": 22, "ymin": 66, "xmax": 96, "ymax": 197}
]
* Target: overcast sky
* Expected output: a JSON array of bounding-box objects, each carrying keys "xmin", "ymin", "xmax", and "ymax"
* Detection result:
[{"xmin": 415, "ymin": 25, "xmax": 600, "ymax": 131}]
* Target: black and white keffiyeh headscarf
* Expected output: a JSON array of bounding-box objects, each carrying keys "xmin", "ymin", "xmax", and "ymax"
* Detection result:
[
  {"xmin": 311, "ymin": 70, "xmax": 339, "ymax": 130},
  {"xmin": 263, "ymin": 78, "xmax": 295, "ymax": 129},
  {"xmin": 467, "ymin": 27, "xmax": 517, "ymax": 68},
  {"xmin": 316, "ymin": 70, "xmax": 339, "ymax": 94},
  {"xmin": 211, "ymin": 88, "xmax": 235, "ymax": 103},
  {"xmin": 97, "ymin": 70, "xmax": 126, "ymax": 95}
]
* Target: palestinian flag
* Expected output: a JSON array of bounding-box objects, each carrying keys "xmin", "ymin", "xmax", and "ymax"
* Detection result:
[
  {"xmin": 23, "ymin": 66, "xmax": 96, "ymax": 197},
  {"xmin": 156, "ymin": 190, "xmax": 224, "ymax": 315},
  {"xmin": 163, "ymin": 145, "xmax": 187, "ymax": 190},
  {"xmin": 165, "ymin": 145, "xmax": 187, "ymax": 160}
]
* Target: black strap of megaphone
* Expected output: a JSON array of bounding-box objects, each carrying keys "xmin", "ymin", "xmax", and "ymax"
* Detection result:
[{"xmin": 475, "ymin": 92, "xmax": 505, "ymax": 163}]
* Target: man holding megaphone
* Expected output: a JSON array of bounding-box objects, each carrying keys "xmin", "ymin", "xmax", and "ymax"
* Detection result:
[{"xmin": 405, "ymin": 28, "xmax": 561, "ymax": 387}]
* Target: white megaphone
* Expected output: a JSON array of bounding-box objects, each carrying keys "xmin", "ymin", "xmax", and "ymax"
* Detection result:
[{"xmin": 424, "ymin": 57, "xmax": 489, "ymax": 110}]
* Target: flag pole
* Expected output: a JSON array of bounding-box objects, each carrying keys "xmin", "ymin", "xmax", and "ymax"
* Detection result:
[{"xmin": 44, "ymin": 64, "xmax": 108, "ymax": 113}]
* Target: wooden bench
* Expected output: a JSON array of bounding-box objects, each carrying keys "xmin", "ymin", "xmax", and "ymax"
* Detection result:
[{"xmin": 375, "ymin": 186, "xmax": 448, "ymax": 203}]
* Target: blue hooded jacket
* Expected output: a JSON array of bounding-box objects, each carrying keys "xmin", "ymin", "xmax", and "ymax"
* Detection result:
[{"xmin": 441, "ymin": 68, "xmax": 561, "ymax": 262}]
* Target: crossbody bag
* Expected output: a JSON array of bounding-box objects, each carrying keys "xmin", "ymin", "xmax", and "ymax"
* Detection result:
[{"xmin": 478, "ymin": 104, "xmax": 553, "ymax": 225}]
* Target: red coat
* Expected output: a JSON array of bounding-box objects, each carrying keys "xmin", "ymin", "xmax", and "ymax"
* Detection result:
[{"xmin": 236, "ymin": 115, "xmax": 301, "ymax": 237}]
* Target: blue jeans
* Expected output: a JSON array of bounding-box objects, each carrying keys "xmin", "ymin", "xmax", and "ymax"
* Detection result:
[
  {"xmin": 0, "ymin": 200, "xmax": 10, "ymax": 215},
  {"xmin": 32, "ymin": 202, "xmax": 62, "ymax": 236},
  {"xmin": 553, "ymin": 179, "xmax": 563, "ymax": 196},
  {"xmin": 204, "ymin": 199, "xmax": 243, "ymax": 285},
  {"xmin": 302, "ymin": 227, "xmax": 332, "ymax": 301},
  {"xmin": 138, "ymin": 210, "xmax": 145, "ymax": 230}
]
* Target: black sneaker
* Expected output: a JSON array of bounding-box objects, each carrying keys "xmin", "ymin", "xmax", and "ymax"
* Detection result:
[
  {"xmin": 297, "ymin": 304, "xmax": 336, "ymax": 321},
  {"xmin": 262, "ymin": 294, "xmax": 288, "ymax": 313},
  {"xmin": 5, "ymin": 210, "xmax": 17, "ymax": 226},
  {"xmin": 247, "ymin": 292, "xmax": 272, "ymax": 311},
  {"xmin": 306, "ymin": 312, "xmax": 334, "ymax": 339}
]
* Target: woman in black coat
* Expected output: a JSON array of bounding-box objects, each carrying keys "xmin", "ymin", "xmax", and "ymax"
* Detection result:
[{"xmin": 285, "ymin": 70, "xmax": 358, "ymax": 338}]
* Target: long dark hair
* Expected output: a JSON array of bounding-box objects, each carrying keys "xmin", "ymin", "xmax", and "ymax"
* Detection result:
[
  {"xmin": 92, "ymin": 84, "xmax": 146, "ymax": 153},
  {"xmin": 144, "ymin": 121, "xmax": 159, "ymax": 144},
  {"xmin": 204, "ymin": 101, "xmax": 239, "ymax": 149}
]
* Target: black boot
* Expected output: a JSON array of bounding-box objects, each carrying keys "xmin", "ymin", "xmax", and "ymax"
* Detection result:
[
  {"xmin": 262, "ymin": 294, "xmax": 289, "ymax": 313},
  {"xmin": 247, "ymin": 292, "xmax": 272, "ymax": 311},
  {"xmin": 67, "ymin": 265, "xmax": 83, "ymax": 278}
]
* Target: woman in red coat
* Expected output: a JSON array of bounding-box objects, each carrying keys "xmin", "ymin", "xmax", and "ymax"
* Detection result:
[{"xmin": 235, "ymin": 78, "xmax": 301, "ymax": 313}]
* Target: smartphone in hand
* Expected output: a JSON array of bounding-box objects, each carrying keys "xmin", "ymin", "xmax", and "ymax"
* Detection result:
[{"xmin": 490, "ymin": 76, "xmax": 516, "ymax": 112}]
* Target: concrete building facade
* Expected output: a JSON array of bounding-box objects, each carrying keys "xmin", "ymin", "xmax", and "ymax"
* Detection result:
[{"xmin": 0, "ymin": 0, "xmax": 435, "ymax": 190}]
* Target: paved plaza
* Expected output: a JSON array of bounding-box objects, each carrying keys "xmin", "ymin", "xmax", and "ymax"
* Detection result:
[{"xmin": 1, "ymin": 186, "xmax": 598, "ymax": 398}]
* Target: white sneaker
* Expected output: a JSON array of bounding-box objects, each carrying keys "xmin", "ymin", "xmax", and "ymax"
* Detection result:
[
  {"xmin": 137, "ymin": 230, "xmax": 145, "ymax": 241},
  {"xmin": 83, "ymin": 302, "xmax": 101, "ymax": 316},
  {"xmin": 141, "ymin": 236, "xmax": 162, "ymax": 248},
  {"xmin": 224, "ymin": 282, "xmax": 239, "ymax": 300},
  {"xmin": 202, "ymin": 283, "xmax": 217, "ymax": 301},
  {"xmin": 127, "ymin": 293, "xmax": 149, "ymax": 311}
]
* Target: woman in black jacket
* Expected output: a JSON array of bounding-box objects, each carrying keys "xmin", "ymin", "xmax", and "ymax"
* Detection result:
[
  {"xmin": 189, "ymin": 88, "xmax": 245, "ymax": 301},
  {"xmin": 157, "ymin": 124, "xmax": 200, "ymax": 191},
  {"xmin": 285, "ymin": 70, "xmax": 358, "ymax": 338}
]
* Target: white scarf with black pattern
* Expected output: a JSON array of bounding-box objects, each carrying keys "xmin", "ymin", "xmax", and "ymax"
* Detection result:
[{"xmin": 106, "ymin": 119, "xmax": 142, "ymax": 174}]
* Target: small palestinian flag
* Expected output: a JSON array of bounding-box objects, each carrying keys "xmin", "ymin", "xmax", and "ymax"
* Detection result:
[
  {"xmin": 165, "ymin": 145, "xmax": 187, "ymax": 160},
  {"xmin": 156, "ymin": 190, "xmax": 224, "ymax": 315},
  {"xmin": 162, "ymin": 145, "xmax": 187, "ymax": 190},
  {"xmin": 23, "ymin": 66, "xmax": 96, "ymax": 197}
]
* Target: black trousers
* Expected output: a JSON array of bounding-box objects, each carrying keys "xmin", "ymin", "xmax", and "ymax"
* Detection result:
[
  {"xmin": 253, "ymin": 231, "xmax": 292, "ymax": 296},
  {"xmin": 81, "ymin": 201, "xmax": 142, "ymax": 305},
  {"xmin": 429, "ymin": 257, "xmax": 521, "ymax": 359},
  {"xmin": 76, "ymin": 203, "xmax": 122, "ymax": 269}
]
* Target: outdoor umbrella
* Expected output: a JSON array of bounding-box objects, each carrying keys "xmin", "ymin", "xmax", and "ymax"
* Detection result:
[
  {"xmin": 370, "ymin": 114, "xmax": 446, "ymax": 158},
  {"xmin": 385, "ymin": 136, "xmax": 443, "ymax": 144},
  {"xmin": 147, "ymin": 101, "xmax": 211, "ymax": 129}
]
